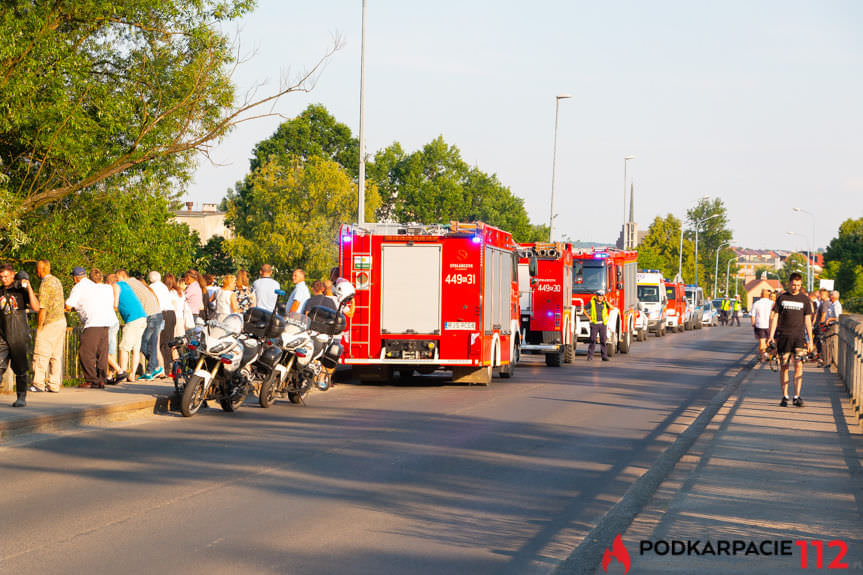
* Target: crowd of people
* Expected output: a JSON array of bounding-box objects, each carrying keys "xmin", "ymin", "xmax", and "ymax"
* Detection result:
[
  {"xmin": 0, "ymin": 260, "xmax": 344, "ymax": 408},
  {"xmin": 748, "ymin": 272, "xmax": 844, "ymax": 409}
]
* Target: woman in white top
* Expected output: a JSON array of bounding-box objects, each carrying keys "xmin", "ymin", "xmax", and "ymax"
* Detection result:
[
  {"xmin": 170, "ymin": 276, "xmax": 189, "ymax": 337},
  {"xmin": 215, "ymin": 274, "xmax": 240, "ymax": 321}
]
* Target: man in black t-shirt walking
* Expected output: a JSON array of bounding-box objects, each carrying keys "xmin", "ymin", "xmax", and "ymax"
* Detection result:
[
  {"xmin": 0, "ymin": 263, "xmax": 41, "ymax": 407},
  {"xmin": 768, "ymin": 272, "xmax": 814, "ymax": 407}
]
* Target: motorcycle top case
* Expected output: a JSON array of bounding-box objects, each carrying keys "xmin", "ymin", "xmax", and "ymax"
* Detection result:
[
  {"xmin": 307, "ymin": 305, "xmax": 346, "ymax": 336},
  {"xmin": 244, "ymin": 307, "xmax": 288, "ymax": 339}
]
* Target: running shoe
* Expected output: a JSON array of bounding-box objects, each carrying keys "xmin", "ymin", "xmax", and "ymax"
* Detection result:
[
  {"xmin": 793, "ymin": 396, "xmax": 804, "ymax": 407},
  {"xmin": 151, "ymin": 367, "xmax": 164, "ymax": 379},
  {"xmin": 780, "ymin": 396, "xmax": 789, "ymax": 407}
]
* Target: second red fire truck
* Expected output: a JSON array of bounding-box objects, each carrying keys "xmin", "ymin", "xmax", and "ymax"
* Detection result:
[
  {"xmin": 338, "ymin": 221, "xmax": 520, "ymax": 385},
  {"xmin": 571, "ymin": 248, "xmax": 638, "ymax": 356},
  {"xmin": 517, "ymin": 242, "xmax": 579, "ymax": 366}
]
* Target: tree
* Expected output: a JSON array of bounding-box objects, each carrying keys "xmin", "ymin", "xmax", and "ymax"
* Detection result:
[
  {"xmin": 368, "ymin": 137, "xmax": 547, "ymax": 242},
  {"xmin": 248, "ymin": 104, "xmax": 359, "ymax": 175},
  {"xmin": 823, "ymin": 217, "xmax": 863, "ymax": 312},
  {"xmin": 686, "ymin": 198, "xmax": 734, "ymax": 290},
  {"xmin": 780, "ymin": 253, "xmax": 809, "ymax": 286},
  {"xmin": 224, "ymin": 155, "xmax": 381, "ymax": 283},
  {"xmin": 10, "ymin": 185, "xmax": 199, "ymax": 292},
  {"xmin": 0, "ymin": 1, "xmax": 338, "ymax": 244},
  {"xmin": 195, "ymin": 235, "xmax": 237, "ymax": 277},
  {"xmin": 636, "ymin": 214, "xmax": 695, "ymax": 281}
]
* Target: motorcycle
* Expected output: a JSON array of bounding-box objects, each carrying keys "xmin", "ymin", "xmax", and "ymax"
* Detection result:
[
  {"xmin": 254, "ymin": 286, "xmax": 353, "ymax": 408},
  {"xmin": 174, "ymin": 314, "xmax": 261, "ymax": 417}
]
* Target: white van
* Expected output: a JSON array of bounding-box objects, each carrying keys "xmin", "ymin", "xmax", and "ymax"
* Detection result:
[{"xmin": 636, "ymin": 271, "xmax": 668, "ymax": 337}]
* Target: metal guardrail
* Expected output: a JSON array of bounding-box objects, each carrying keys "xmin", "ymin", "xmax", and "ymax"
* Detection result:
[{"xmin": 837, "ymin": 314, "xmax": 863, "ymax": 429}]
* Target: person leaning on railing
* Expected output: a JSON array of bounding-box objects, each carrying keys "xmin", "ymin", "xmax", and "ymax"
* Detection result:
[{"xmin": 822, "ymin": 290, "xmax": 843, "ymax": 368}]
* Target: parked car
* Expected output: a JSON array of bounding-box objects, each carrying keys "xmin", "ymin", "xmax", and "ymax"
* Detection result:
[{"xmin": 701, "ymin": 300, "xmax": 719, "ymax": 327}]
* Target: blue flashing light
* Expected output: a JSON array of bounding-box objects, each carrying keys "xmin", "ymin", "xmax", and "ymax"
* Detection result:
[
  {"xmin": 546, "ymin": 311, "xmax": 554, "ymax": 317},
  {"xmin": 342, "ymin": 234, "xmax": 352, "ymax": 244},
  {"xmin": 471, "ymin": 235, "xmax": 482, "ymax": 244},
  {"xmin": 594, "ymin": 253, "xmax": 609, "ymax": 259}
]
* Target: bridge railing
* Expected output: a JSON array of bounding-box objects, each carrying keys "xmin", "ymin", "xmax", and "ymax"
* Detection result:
[{"xmin": 837, "ymin": 314, "xmax": 863, "ymax": 429}]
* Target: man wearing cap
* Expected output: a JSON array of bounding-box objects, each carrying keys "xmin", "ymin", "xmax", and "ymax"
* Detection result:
[
  {"xmin": 587, "ymin": 290, "xmax": 615, "ymax": 362},
  {"xmin": 30, "ymin": 260, "xmax": 66, "ymax": 392}
]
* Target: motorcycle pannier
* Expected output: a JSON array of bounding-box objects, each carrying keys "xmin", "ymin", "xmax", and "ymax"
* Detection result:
[
  {"xmin": 307, "ymin": 305, "xmax": 346, "ymax": 336},
  {"xmin": 244, "ymin": 307, "xmax": 288, "ymax": 339}
]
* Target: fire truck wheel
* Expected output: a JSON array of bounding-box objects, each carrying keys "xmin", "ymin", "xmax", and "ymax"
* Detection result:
[
  {"xmin": 499, "ymin": 359, "xmax": 514, "ymax": 378},
  {"xmin": 606, "ymin": 331, "xmax": 617, "ymax": 357},
  {"xmin": 545, "ymin": 352, "xmax": 562, "ymax": 367},
  {"xmin": 695, "ymin": 317, "xmax": 703, "ymax": 330},
  {"xmin": 563, "ymin": 343, "xmax": 574, "ymax": 363},
  {"xmin": 658, "ymin": 324, "xmax": 666, "ymax": 337},
  {"xmin": 618, "ymin": 329, "xmax": 631, "ymax": 354},
  {"xmin": 398, "ymin": 369, "xmax": 414, "ymax": 380}
]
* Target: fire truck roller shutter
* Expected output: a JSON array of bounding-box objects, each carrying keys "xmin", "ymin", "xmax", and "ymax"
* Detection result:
[{"xmin": 381, "ymin": 244, "xmax": 442, "ymax": 335}]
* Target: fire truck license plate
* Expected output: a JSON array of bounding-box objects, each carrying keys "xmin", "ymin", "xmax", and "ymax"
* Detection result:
[{"xmin": 445, "ymin": 322, "xmax": 476, "ymax": 330}]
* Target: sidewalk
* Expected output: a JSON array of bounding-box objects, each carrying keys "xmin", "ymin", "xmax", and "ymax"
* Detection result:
[
  {"xmin": 607, "ymin": 360, "xmax": 863, "ymax": 574},
  {"xmin": 0, "ymin": 379, "xmax": 174, "ymax": 441}
]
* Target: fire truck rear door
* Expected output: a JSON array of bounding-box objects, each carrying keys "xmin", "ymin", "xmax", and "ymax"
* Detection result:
[{"xmin": 381, "ymin": 244, "xmax": 442, "ymax": 334}]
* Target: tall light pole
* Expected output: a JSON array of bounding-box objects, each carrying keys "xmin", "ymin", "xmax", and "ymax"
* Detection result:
[
  {"xmin": 548, "ymin": 94, "xmax": 572, "ymax": 241},
  {"xmin": 793, "ymin": 207, "xmax": 816, "ymax": 291},
  {"xmin": 623, "ymin": 155, "xmax": 635, "ymax": 238},
  {"xmin": 357, "ymin": 0, "xmax": 368, "ymax": 226},
  {"xmin": 787, "ymin": 231, "xmax": 811, "ymax": 292},
  {"xmin": 725, "ymin": 256, "xmax": 738, "ymax": 297},
  {"xmin": 677, "ymin": 195, "xmax": 710, "ymax": 283},
  {"xmin": 693, "ymin": 213, "xmax": 719, "ymax": 293},
  {"xmin": 713, "ymin": 241, "xmax": 730, "ymax": 299}
]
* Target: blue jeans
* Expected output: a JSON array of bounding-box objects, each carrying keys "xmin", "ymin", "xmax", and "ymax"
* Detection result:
[{"xmin": 140, "ymin": 313, "xmax": 164, "ymax": 373}]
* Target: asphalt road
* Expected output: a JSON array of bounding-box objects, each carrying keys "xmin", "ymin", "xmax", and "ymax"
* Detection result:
[{"xmin": 0, "ymin": 324, "xmax": 754, "ymax": 575}]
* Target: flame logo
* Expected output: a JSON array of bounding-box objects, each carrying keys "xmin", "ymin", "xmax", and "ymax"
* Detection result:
[{"xmin": 602, "ymin": 533, "xmax": 631, "ymax": 573}]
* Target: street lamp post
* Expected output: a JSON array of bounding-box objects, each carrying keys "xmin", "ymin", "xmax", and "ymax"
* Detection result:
[
  {"xmin": 787, "ymin": 231, "xmax": 811, "ymax": 291},
  {"xmin": 713, "ymin": 241, "xmax": 730, "ymax": 299},
  {"xmin": 725, "ymin": 256, "xmax": 739, "ymax": 297},
  {"xmin": 548, "ymin": 94, "xmax": 572, "ymax": 241},
  {"xmin": 693, "ymin": 213, "xmax": 719, "ymax": 294},
  {"xmin": 793, "ymin": 207, "xmax": 816, "ymax": 291},
  {"xmin": 677, "ymin": 196, "xmax": 711, "ymax": 283},
  {"xmin": 357, "ymin": 0, "xmax": 368, "ymax": 225},
  {"xmin": 623, "ymin": 155, "xmax": 635, "ymax": 239}
]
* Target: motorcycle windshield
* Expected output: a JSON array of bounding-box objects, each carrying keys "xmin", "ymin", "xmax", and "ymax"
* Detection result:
[{"xmin": 284, "ymin": 312, "xmax": 311, "ymax": 335}]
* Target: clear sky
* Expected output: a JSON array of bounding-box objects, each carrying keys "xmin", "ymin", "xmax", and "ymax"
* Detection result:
[{"xmin": 189, "ymin": 0, "xmax": 863, "ymax": 252}]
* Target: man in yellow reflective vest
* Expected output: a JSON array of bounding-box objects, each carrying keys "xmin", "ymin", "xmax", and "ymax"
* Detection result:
[
  {"xmin": 731, "ymin": 295, "xmax": 741, "ymax": 327},
  {"xmin": 720, "ymin": 298, "xmax": 731, "ymax": 326},
  {"xmin": 587, "ymin": 290, "xmax": 615, "ymax": 362}
]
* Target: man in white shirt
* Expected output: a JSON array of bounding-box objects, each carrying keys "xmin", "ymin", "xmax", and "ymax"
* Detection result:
[
  {"xmin": 149, "ymin": 271, "xmax": 174, "ymax": 373},
  {"xmin": 286, "ymin": 269, "xmax": 310, "ymax": 313},
  {"xmin": 252, "ymin": 264, "xmax": 280, "ymax": 312},
  {"xmin": 66, "ymin": 268, "xmax": 116, "ymax": 388},
  {"xmin": 823, "ymin": 290, "xmax": 843, "ymax": 367},
  {"xmin": 750, "ymin": 288, "xmax": 773, "ymax": 362}
]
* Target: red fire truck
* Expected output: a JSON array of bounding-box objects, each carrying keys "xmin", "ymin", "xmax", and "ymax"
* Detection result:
[
  {"xmin": 338, "ymin": 221, "xmax": 520, "ymax": 385},
  {"xmin": 664, "ymin": 280, "xmax": 687, "ymax": 333},
  {"xmin": 571, "ymin": 248, "xmax": 638, "ymax": 356},
  {"xmin": 517, "ymin": 242, "xmax": 578, "ymax": 366}
]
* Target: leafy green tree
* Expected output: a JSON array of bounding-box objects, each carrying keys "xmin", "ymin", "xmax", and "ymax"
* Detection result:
[
  {"xmin": 248, "ymin": 104, "xmax": 359, "ymax": 175},
  {"xmin": 780, "ymin": 252, "xmax": 809, "ymax": 286},
  {"xmin": 10, "ymin": 186, "xmax": 199, "ymax": 292},
  {"xmin": 0, "ymin": 1, "xmax": 336, "ymax": 243},
  {"xmin": 195, "ymin": 235, "xmax": 237, "ymax": 277},
  {"xmin": 686, "ymin": 198, "xmax": 734, "ymax": 290},
  {"xmin": 368, "ymin": 137, "xmax": 546, "ymax": 242},
  {"xmin": 636, "ymin": 214, "xmax": 696, "ymax": 281},
  {"xmin": 225, "ymin": 155, "xmax": 381, "ymax": 283},
  {"xmin": 823, "ymin": 217, "xmax": 863, "ymax": 312}
]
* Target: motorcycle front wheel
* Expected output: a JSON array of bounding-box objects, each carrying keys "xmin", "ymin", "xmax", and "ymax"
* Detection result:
[
  {"xmin": 181, "ymin": 375, "xmax": 207, "ymax": 417},
  {"xmin": 258, "ymin": 370, "xmax": 279, "ymax": 409}
]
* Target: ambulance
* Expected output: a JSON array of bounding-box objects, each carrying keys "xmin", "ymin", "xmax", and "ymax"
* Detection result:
[{"xmin": 636, "ymin": 270, "xmax": 668, "ymax": 336}]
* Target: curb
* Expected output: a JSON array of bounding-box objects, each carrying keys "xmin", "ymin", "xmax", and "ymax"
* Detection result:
[
  {"xmin": 552, "ymin": 349, "xmax": 759, "ymax": 575},
  {"xmin": 0, "ymin": 396, "xmax": 165, "ymax": 442}
]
